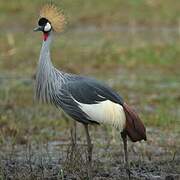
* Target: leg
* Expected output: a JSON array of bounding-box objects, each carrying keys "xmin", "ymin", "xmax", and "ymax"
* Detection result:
[
  {"xmin": 62, "ymin": 112, "xmax": 77, "ymax": 146},
  {"xmin": 70, "ymin": 121, "xmax": 77, "ymax": 146},
  {"xmin": 121, "ymin": 131, "xmax": 128, "ymax": 164},
  {"xmin": 84, "ymin": 124, "xmax": 93, "ymax": 180},
  {"xmin": 70, "ymin": 121, "xmax": 77, "ymax": 161},
  {"xmin": 121, "ymin": 131, "xmax": 131, "ymax": 179}
]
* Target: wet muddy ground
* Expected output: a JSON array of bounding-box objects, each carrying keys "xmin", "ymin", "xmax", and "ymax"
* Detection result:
[
  {"xmin": 0, "ymin": 127, "xmax": 179, "ymax": 180},
  {"xmin": 1, "ymin": 1, "xmax": 180, "ymax": 179}
]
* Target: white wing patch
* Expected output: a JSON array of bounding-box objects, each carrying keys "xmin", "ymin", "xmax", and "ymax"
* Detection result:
[{"xmin": 74, "ymin": 99, "xmax": 126, "ymax": 130}]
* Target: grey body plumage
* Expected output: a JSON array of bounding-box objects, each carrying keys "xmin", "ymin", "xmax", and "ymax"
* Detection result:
[
  {"xmin": 34, "ymin": 7, "xmax": 146, "ymax": 178},
  {"xmin": 35, "ymin": 33, "xmax": 124, "ymax": 125}
]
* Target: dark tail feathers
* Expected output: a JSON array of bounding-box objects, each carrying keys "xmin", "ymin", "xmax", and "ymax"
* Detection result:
[{"xmin": 123, "ymin": 102, "xmax": 146, "ymax": 142}]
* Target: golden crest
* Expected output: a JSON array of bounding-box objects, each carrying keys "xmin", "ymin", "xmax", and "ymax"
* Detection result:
[{"xmin": 40, "ymin": 4, "xmax": 66, "ymax": 32}]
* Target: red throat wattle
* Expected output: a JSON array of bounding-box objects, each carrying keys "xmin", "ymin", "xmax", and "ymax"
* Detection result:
[{"xmin": 43, "ymin": 33, "xmax": 49, "ymax": 41}]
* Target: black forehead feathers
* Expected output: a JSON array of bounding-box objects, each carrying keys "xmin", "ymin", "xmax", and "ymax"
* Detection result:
[{"xmin": 38, "ymin": 17, "xmax": 49, "ymax": 26}]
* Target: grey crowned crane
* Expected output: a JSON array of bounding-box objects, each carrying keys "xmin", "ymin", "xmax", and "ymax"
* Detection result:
[{"xmin": 34, "ymin": 5, "xmax": 146, "ymax": 178}]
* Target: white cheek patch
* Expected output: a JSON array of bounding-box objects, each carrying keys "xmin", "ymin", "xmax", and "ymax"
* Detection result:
[{"xmin": 44, "ymin": 22, "xmax": 51, "ymax": 32}]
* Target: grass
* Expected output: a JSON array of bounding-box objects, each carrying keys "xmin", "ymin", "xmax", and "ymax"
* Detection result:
[
  {"xmin": 1, "ymin": 0, "xmax": 180, "ymax": 29},
  {"xmin": 0, "ymin": 1, "xmax": 180, "ymax": 178},
  {"xmin": 0, "ymin": 0, "xmax": 180, "ymax": 143}
]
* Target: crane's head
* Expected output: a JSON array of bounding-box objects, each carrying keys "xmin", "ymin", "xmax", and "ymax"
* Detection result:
[{"xmin": 34, "ymin": 4, "xmax": 65, "ymax": 41}]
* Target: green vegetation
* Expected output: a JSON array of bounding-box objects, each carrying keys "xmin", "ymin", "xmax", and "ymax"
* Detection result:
[
  {"xmin": 0, "ymin": 0, "xmax": 180, "ymax": 144},
  {"xmin": 0, "ymin": 1, "xmax": 180, "ymax": 179}
]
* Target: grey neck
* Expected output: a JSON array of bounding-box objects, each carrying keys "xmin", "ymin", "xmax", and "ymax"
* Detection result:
[
  {"xmin": 35, "ymin": 32, "xmax": 67, "ymax": 103},
  {"xmin": 38, "ymin": 32, "xmax": 53, "ymax": 69},
  {"xmin": 35, "ymin": 32, "xmax": 54, "ymax": 102}
]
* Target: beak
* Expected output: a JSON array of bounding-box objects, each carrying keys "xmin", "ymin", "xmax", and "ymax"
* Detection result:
[{"xmin": 33, "ymin": 26, "xmax": 44, "ymax": 32}]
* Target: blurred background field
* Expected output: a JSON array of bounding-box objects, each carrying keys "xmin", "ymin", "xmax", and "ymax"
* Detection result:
[{"xmin": 0, "ymin": 0, "xmax": 180, "ymax": 179}]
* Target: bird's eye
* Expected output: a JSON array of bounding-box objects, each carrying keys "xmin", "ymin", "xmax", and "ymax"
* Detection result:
[{"xmin": 44, "ymin": 22, "xmax": 51, "ymax": 32}]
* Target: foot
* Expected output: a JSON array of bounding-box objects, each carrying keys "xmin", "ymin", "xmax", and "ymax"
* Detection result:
[{"xmin": 125, "ymin": 163, "xmax": 133, "ymax": 179}]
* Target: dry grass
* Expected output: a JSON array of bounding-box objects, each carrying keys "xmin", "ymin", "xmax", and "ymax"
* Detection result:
[
  {"xmin": 0, "ymin": 0, "xmax": 180, "ymax": 179},
  {"xmin": 0, "ymin": 128, "xmax": 179, "ymax": 179}
]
